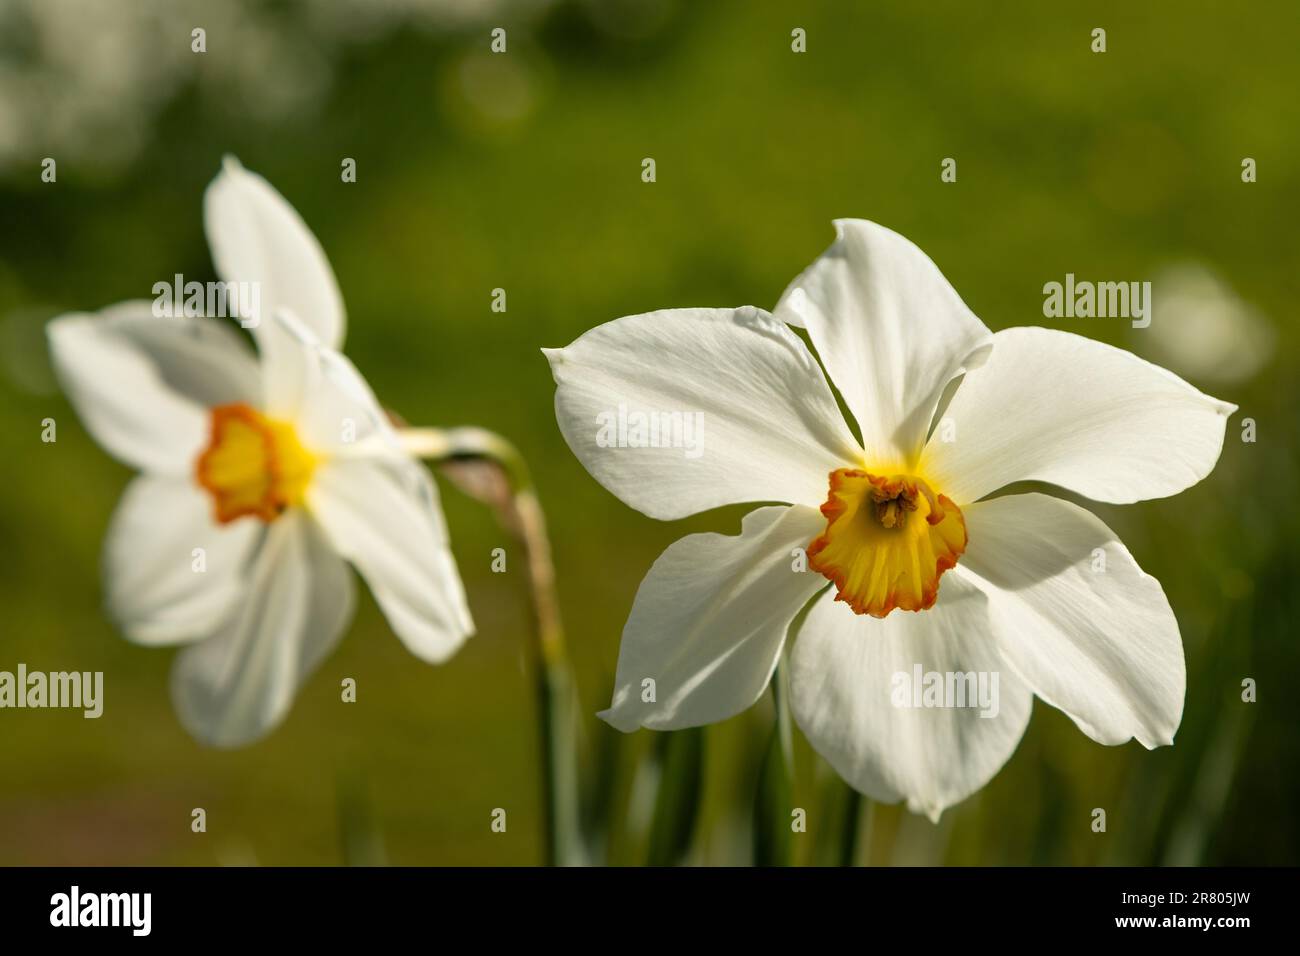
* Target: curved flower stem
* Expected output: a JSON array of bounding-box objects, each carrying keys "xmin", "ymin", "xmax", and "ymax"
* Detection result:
[{"xmin": 399, "ymin": 426, "xmax": 579, "ymax": 866}]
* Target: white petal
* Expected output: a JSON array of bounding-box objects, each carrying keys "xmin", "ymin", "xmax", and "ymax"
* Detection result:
[
  {"xmin": 104, "ymin": 475, "xmax": 262, "ymax": 645},
  {"xmin": 600, "ymin": 505, "xmax": 828, "ymax": 732},
  {"xmin": 921, "ymin": 327, "xmax": 1236, "ymax": 506},
  {"xmin": 203, "ymin": 156, "xmax": 346, "ymax": 406},
  {"xmin": 955, "ymin": 493, "xmax": 1185, "ymax": 748},
  {"xmin": 251, "ymin": 307, "xmax": 311, "ymax": 420},
  {"xmin": 170, "ymin": 512, "xmax": 355, "ymax": 748},
  {"xmin": 308, "ymin": 456, "xmax": 473, "ymax": 663},
  {"xmin": 774, "ymin": 220, "xmax": 993, "ymax": 467},
  {"xmin": 46, "ymin": 304, "xmax": 260, "ymax": 475},
  {"xmin": 251, "ymin": 307, "xmax": 395, "ymax": 439},
  {"xmin": 546, "ymin": 307, "xmax": 862, "ymax": 520},
  {"xmin": 790, "ymin": 576, "xmax": 1032, "ymax": 821}
]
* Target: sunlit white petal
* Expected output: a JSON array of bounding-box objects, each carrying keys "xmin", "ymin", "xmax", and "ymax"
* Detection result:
[
  {"xmin": 546, "ymin": 307, "xmax": 862, "ymax": 520},
  {"xmin": 921, "ymin": 326, "xmax": 1236, "ymax": 506},
  {"xmin": 600, "ymin": 505, "xmax": 827, "ymax": 731},
  {"xmin": 308, "ymin": 457, "xmax": 473, "ymax": 663},
  {"xmin": 170, "ymin": 513, "xmax": 354, "ymax": 748},
  {"xmin": 955, "ymin": 493, "xmax": 1184, "ymax": 748},
  {"xmin": 104, "ymin": 474, "xmax": 262, "ymax": 645},
  {"xmin": 258, "ymin": 308, "xmax": 397, "ymax": 453},
  {"xmin": 774, "ymin": 219, "xmax": 993, "ymax": 467},
  {"xmin": 790, "ymin": 575, "xmax": 1032, "ymax": 821},
  {"xmin": 46, "ymin": 304, "xmax": 260, "ymax": 475},
  {"xmin": 203, "ymin": 156, "xmax": 346, "ymax": 411}
]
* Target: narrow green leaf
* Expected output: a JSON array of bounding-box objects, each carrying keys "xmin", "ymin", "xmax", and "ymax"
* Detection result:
[
  {"xmin": 645, "ymin": 727, "xmax": 705, "ymax": 866},
  {"xmin": 753, "ymin": 660, "xmax": 794, "ymax": 866},
  {"xmin": 838, "ymin": 785, "xmax": 863, "ymax": 867},
  {"xmin": 753, "ymin": 722, "xmax": 793, "ymax": 866},
  {"xmin": 337, "ymin": 772, "xmax": 386, "ymax": 867}
]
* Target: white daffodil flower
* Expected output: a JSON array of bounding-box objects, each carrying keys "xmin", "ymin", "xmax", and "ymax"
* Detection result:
[
  {"xmin": 546, "ymin": 219, "xmax": 1236, "ymax": 821},
  {"xmin": 47, "ymin": 157, "xmax": 473, "ymax": 748}
]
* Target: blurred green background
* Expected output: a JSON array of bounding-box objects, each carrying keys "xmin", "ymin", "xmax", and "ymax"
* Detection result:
[{"xmin": 0, "ymin": 0, "xmax": 1296, "ymax": 865}]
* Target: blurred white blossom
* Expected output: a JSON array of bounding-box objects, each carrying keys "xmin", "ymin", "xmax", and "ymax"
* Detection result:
[
  {"xmin": 0, "ymin": 0, "xmax": 553, "ymax": 172},
  {"xmin": 1144, "ymin": 263, "xmax": 1274, "ymax": 386}
]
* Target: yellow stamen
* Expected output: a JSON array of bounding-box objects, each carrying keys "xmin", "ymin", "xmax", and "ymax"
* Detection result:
[
  {"xmin": 196, "ymin": 403, "xmax": 316, "ymax": 524},
  {"xmin": 807, "ymin": 469, "xmax": 966, "ymax": 618}
]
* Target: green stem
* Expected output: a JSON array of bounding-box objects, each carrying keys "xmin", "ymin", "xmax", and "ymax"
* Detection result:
[
  {"xmin": 400, "ymin": 426, "xmax": 578, "ymax": 866},
  {"xmin": 839, "ymin": 787, "xmax": 863, "ymax": 867},
  {"xmin": 753, "ymin": 660, "xmax": 794, "ymax": 866},
  {"xmin": 772, "ymin": 658, "xmax": 793, "ymax": 762},
  {"xmin": 646, "ymin": 727, "xmax": 705, "ymax": 866}
]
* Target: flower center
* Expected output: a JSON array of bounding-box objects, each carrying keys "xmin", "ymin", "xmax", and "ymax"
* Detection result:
[
  {"xmin": 807, "ymin": 469, "xmax": 966, "ymax": 618},
  {"xmin": 196, "ymin": 403, "xmax": 316, "ymax": 524}
]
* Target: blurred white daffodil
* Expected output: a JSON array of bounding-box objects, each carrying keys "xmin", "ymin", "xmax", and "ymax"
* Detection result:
[
  {"xmin": 547, "ymin": 219, "xmax": 1235, "ymax": 820},
  {"xmin": 48, "ymin": 157, "xmax": 473, "ymax": 747},
  {"xmin": 1144, "ymin": 262, "xmax": 1274, "ymax": 386}
]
